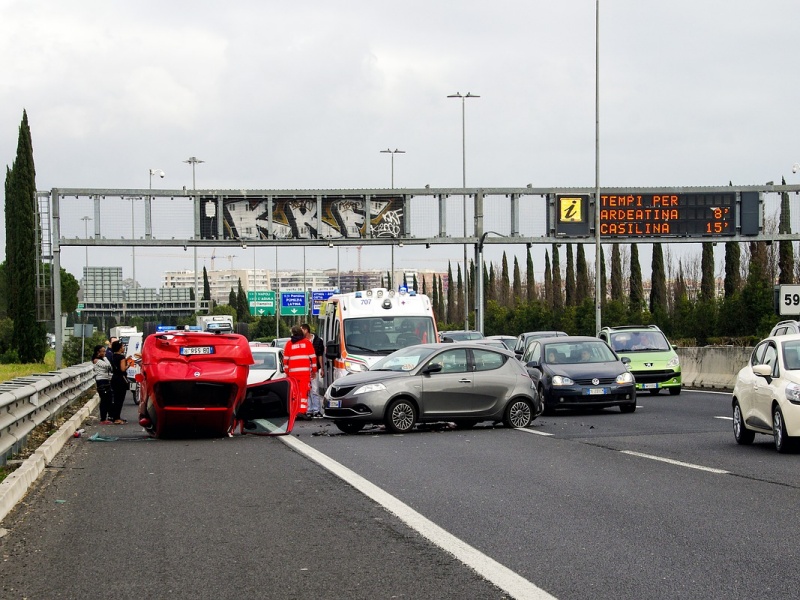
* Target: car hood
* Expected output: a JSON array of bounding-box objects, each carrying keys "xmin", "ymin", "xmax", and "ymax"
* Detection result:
[
  {"xmin": 616, "ymin": 350, "xmax": 677, "ymax": 366},
  {"xmin": 547, "ymin": 362, "xmax": 627, "ymax": 378},
  {"xmin": 331, "ymin": 369, "xmax": 411, "ymax": 388}
]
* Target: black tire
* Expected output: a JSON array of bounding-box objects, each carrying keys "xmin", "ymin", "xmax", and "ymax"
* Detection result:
[
  {"xmin": 453, "ymin": 420, "xmax": 478, "ymax": 430},
  {"xmin": 385, "ymin": 398, "xmax": 417, "ymax": 433},
  {"xmin": 668, "ymin": 386, "xmax": 681, "ymax": 396},
  {"xmin": 503, "ymin": 398, "xmax": 533, "ymax": 428},
  {"xmin": 648, "ymin": 389, "xmax": 660, "ymax": 396},
  {"xmin": 620, "ymin": 401, "xmax": 637, "ymax": 413},
  {"xmin": 335, "ymin": 421, "xmax": 365, "ymax": 435},
  {"xmin": 539, "ymin": 385, "xmax": 555, "ymax": 415},
  {"xmin": 773, "ymin": 405, "xmax": 794, "ymax": 453},
  {"xmin": 732, "ymin": 400, "xmax": 754, "ymax": 445}
]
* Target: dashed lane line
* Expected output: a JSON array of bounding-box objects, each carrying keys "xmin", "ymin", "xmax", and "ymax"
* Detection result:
[
  {"xmin": 281, "ymin": 435, "xmax": 558, "ymax": 600},
  {"xmin": 620, "ymin": 450, "xmax": 730, "ymax": 474}
]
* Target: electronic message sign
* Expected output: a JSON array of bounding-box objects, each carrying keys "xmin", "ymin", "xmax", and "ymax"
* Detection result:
[{"xmin": 554, "ymin": 192, "xmax": 754, "ymax": 238}]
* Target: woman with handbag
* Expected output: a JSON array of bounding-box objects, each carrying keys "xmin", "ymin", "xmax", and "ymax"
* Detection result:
[
  {"xmin": 109, "ymin": 339, "xmax": 130, "ymax": 424},
  {"xmin": 92, "ymin": 344, "xmax": 114, "ymax": 424}
]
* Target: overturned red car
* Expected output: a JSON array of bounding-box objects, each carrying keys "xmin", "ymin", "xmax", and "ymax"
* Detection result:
[{"xmin": 137, "ymin": 330, "xmax": 300, "ymax": 438}]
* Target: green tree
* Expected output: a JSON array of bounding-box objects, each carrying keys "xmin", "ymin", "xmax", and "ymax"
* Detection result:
[
  {"xmin": 202, "ymin": 266, "xmax": 211, "ymax": 309},
  {"xmin": 649, "ymin": 243, "xmax": 668, "ymax": 316},
  {"xmin": 700, "ymin": 242, "xmax": 715, "ymax": 302},
  {"xmin": 512, "ymin": 256, "xmax": 522, "ymax": 307},
  {"xmin": 576, "ymin": 244, "xmax": 590, "ymax": 302},
  {"xmin": 629, "ymin": 244, "xmax": 644, "ymax": 316},
  {"xmin": 565, "ymin": 244, "xmax": 576, "ymax": 306},
  {"xmin": 552, "ymin": 245, "xmax": 563, "ymax": 311},
  {"xmin": 543, "ymin": 250, "xmax": 552, "ymax": 308},
  {"xmin": 412, "ymin": 273, "xmax": 418, "ymax": 292},
  {"xmin": 525, "ymin": 246, "xmax": 535, "ymax": 302},
  {"xmin": 724, "ymin": 242, "xmax": 741, "ymax": 298},
  {"xmin": 741, "ymin": 242, "xmax": 774, "ymax": 335},
  {"xmin": 59, "ymin": 267, "xmax": 80, "ymax": 314},
  {"xmin": 446, "ymin": 262, "xmax": 454, "ymax": 323},
  {"xmin": 228, "ymin": 288, "xmax": 236, "ymax": 307},
  {"xmin": 455, "ymin": 264, "xmax": 464, "ymax": 325},
  {"xmin": 610, "ymin": 244, "xmax": 623, "ymax": 302},
  {"xmin": 499, "ymin": 252, "xmax": 510, "ymax": 308},
  {"xmin": 5, "ymin": 110, "xmax": 45, "ymax": 362},
  {"xmin": 236, "ymin": 278, "xmax": 250, "ymax": 322}
]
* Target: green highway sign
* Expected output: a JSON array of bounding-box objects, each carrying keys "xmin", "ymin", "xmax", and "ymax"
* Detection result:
[{"xmin": 247, "ymin": 290, "xmax": 276, "ymax": 316}]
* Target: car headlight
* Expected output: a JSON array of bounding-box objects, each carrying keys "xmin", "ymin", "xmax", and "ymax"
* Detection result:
[
  {"xmin": 345, "ymin": 359, "xmax": 368, "ymax": 373},
  {"xmin": 616, "ymin": 372, "xmax": 635, "ymax": 384},
  {"xmin": 666, "ymin": 356, "xmax": 680, "ymax": 368},
  {"xmin": 786, "ymin": 382, "xmax": 800, "ymax": 404},
  {"xmin": 551, "ymin": 375, "xmax": 574, "ymax": 386},
  {"xmin": 354, "ymin": 382, "xmax": 387, "ymax": 395}
]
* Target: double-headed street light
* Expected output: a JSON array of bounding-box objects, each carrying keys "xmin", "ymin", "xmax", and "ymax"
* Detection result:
[{"xmin": 448, "ymin": 92, "xmax": 479, "ymax": 331}]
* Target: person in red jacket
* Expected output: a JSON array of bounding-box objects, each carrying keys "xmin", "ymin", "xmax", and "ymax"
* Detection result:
[{"xmin": 283, "ymin": 325, "xmax": 318, "ymax": 417}]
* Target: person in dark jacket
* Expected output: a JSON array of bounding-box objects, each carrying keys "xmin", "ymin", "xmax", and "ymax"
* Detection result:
[{"xmin": 109, "ymin": 340, "xmax": 130, "ymax": 424}]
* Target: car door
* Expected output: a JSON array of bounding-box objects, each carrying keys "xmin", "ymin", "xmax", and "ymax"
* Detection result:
[
  {"xmin": 736, "ymin": 342, "xmax": 766, "ymax": 420},
  {"xmin": 420, "ymin": 348, "xmax": 472, "ymax": 416},
  {"xmin": 470, "ymin": 349, "xmax": 514, "ymax": 414},
  {"xmin": 752, "ymin": 342, "xmax": 779, "ymax": 428}
]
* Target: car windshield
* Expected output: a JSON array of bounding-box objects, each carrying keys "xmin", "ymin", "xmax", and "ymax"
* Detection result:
[
  {"xmin": 370, "ymin": 346, "xmax": 438, "ymax": 371},
  {"xmin": 783, "ymin": 340, "xmax": 800, "ymax": 370},
  {"xmin": 610, "ymin": 331, "xmax": 671, "ymax": 352},
  {"xmin": 251, "ymin": 352, "xmax": 278, "ymax": 370},
  {"xmin": 344, "ymin": 317, "xmax": 436, "ymax": 353},
  {"xmin": 543, "ymin": 341, "xmax": 617, "ymax": 364}
]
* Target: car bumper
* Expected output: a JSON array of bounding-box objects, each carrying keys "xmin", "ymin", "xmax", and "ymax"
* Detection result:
[
  {"xmin": 545, "ymin": 385, "xmax": 636, "ymax": 408},
  {"xmin": 632, "ymin": 370, "xmax": 681, "ymax": 390}
]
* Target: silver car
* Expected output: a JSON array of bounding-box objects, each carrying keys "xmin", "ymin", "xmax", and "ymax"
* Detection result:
[{"xmin": 324, "ymin": 343, "xmax": 541, "ymax": 434}]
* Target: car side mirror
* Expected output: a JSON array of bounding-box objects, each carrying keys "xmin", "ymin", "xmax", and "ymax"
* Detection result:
[
  {"xmin": 621, "ymin": 356, "xmax": 631, "ymax": 365},
  {"xmin": 423, "ymin": 363, "xmax": 443, "ymax": 374},
  {"xmin": 752, "ymin": 364, "xmax": 772, "ymax": 379},
  {"xmin": 525, "ymin": 360, "xmax": 540, "ymax": 369},
  {"xmin": 325, "ymin": 343, "xmax": 340, "ymax": 360}
]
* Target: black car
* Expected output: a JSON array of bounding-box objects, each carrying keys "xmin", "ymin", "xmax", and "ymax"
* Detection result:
[
  {"xmin": 523, "ymin": 336, "xmax": 636, "ymax": 414},
  {"xmin": 513, "ymin": 331, "xmax": 568, "ymax": 359}
]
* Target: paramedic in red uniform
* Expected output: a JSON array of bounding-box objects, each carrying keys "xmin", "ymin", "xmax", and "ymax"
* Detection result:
[{"xmin": 283, "ymin": 325, "xmax": 318, "ymax": 417}]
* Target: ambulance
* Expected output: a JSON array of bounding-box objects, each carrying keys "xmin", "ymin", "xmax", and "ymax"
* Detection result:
[{"xmin": 319, "ymin": 288, "xmax": 438, "ymax": 390}]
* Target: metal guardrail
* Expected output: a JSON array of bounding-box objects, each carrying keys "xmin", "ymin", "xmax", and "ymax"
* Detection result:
[{"xmin": 0, "ymin": 363, "xmax": 94, "ymax": 465}]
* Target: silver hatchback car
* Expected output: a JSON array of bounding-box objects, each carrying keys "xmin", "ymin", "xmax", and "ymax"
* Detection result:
[{"xmin": 324, "ymin": 343, "xmax": 541, "ymax": 434}]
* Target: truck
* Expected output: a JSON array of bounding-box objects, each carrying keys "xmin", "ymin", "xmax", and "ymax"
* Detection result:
[
  {"xmin": 319, "ymin": 288, "xmax": 438, "ymax": 390},
  {"xmin": 109, "ymin": 326, "xmax": 139, "ymax": 343},
  {"xmin": 197, "ymin": 314, "xmax": 234, "ymax": 333}
]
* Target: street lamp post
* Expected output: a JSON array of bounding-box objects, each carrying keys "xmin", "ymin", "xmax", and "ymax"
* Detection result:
[
  {"xmin": 448, "ymin": 92, "xmax": 479, "ymax": 331},
  {"xmin": 380, "ymin": 148, "xmax": 405, "ymax": 289},
  {"xmin": 183, "ymin": 157, "xmax": 204, "ymax": 313},
  {"xmin": 143, "ymin": 168, "xmax": 165, "ymax": 289},
  {"xmin": 81, "ymin": 215, "xmax": 91, "ymax": 361},
  {"xmin": 594, "ymin": 0, "xmax": 602, "ymax": 335}
]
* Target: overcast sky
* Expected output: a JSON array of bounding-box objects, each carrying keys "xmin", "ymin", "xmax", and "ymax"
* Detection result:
[{"xmin": 1, "ymin": 0, "xmax": 799, "ymax": 289}]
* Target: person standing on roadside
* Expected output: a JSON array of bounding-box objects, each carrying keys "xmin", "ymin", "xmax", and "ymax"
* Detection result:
[
  {"xmin": 109, "ymin": 340, "xmax": 130, "ymax": 424},
  {"xmin": 301, "ymin": 323, "xmax": 324, "ymax": 417},
  {"xmin": 92, "ymin": 344, "xmax": 114, "ymax": 425},
  {"xmin": 106, "ymin": 337, "xmax": 117, "ymax": 361},
  {"xmin": 283, "ymin": 325, "xmax": 317, "ymax": 418}
]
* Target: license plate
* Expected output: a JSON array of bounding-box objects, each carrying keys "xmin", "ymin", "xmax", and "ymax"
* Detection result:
[
  {"xmin": 587, "ymin": 388, "xmax": 608, "ymax": 395},
  {"xmin": 181, "ymin": 346, "xmax": 214, "ymax": 355},
  {"xmin": 641, "ymin": 383, "xmax": 659, "ymax": 389},
  {"xmin": 328, "ymin": 400, "xmax": 341, "ymax": 408},
  {"xmin": 129, "ymin": 382, "xmax": 137, "ymax": 391}
]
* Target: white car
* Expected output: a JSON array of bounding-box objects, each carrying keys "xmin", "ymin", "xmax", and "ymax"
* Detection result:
[
  {"xmin": 248, "ymin": 344, "xmax": 286, "ymax": 385},
  {"xmin": 732, "ymin": 333, "xmax": 800, "ymax": 453}
]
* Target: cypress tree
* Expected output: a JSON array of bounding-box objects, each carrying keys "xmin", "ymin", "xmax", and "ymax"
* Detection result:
[
  {"xmin": 565, "ymin": 244, "xmax": 576, "ymax": 306},
  {"xmin": 700, "ymin": 242, "xmax": 715, "ymax": 302},
  {"xmin": 552, "ymin": 245, "xmax": 563, "ymax": 311},
  {"xmin": 629, "ymin": 244, "xmax": 644, "ymax": 315},
  {"xmin": 455, "ymin": 264, "xmax": 464, "ymax": 325},
  {"xmin": 779, "ymin": 176, "xmax": 794, "ymax": 284},
  {"xmin": 421, "ymin": 274, "xmax": 426, "ymax": 296},
  {"xmin": 488, "ymin": 264, "xmax": 496, "ymax": 302},
  {"xmin": 430, "ymin": 275, "xmax": 438, "ymax": 315},
  {"xmin": 650, "ymin": 243, "xmax": 668, "ymax": 314},
  {"xmin": 438, "ymin": 275, "xmax": 445, "ymax": 323},
  {"xmin": 526, "ymin": 246, "xmax": 535, "ymax": 301},
  {"xmin": 724, "ymin": 242, "xmax": 741, "ymax": 298},
  {"xmin": 576, "ymin": 244, "xmax": 589, "ymax": 302},
  {"xmin": 236, "ymin": 278, "xmax": 250, "ymax": 322},
  {"xmin": 446, "ymin": 262, "xmax": 454, "ymax": 323},
  {"xmin": 412, "ymin": 273, "xmax": 418, "ymax": 292},
  {"xmin": 512, "ymin": 256, "xmax": 522, "ymax": 307},
  {"xmin": 500, "ymin": 252, "xmax": 510, "ymax": 308},
  {"xmin": 203, "ymin": 266, "xmax": 211, "ymax": 303},
  {"xmin": 610, "ymin": 244, "xmax": 623, "ymax": 302},
  {"xmin": 599, "ymin": 246, "xmax": 608, "ymax": 307},
  {"xmin": 543, "ymin": 250, "xmax": 553, "ymax": 308},
  {"xmin": 5, "ymin": 110, "xmax": 45, "ymax": 362}
]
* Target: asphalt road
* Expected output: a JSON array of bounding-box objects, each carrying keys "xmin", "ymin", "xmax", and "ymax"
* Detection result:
[{"xmin": 1, "ymin": 390, "xmax": 799, "ymax": 599}]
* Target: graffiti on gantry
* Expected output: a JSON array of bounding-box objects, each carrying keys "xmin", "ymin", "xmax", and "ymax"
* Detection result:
[{"xmin": 199, "ymin": 195, "xmax": 405, "ymax": 240}]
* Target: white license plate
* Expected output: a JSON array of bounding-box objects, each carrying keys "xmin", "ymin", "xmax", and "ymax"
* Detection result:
[
  {"xmin": 181, "ymin": 346, "xmax": 214, "ymax": 355},
  {"xmin": 588, "ymin": 388, "xmax": 608, "ymax": 395},
  {"xmin": 129, "ymin": 382, "xmax": 137, "ymax": 391},
  {"xmin": 328, "ymin": 400, "xmax": 341, "ymax": 408},
  {"xmin": 642, "ymin": 383, "xmax": 659, "ymax": 389}
]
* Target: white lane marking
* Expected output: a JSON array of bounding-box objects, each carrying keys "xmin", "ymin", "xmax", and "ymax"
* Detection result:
[
  {"xmin": 517, "ymin": 428, "xmax": 554, "ymax": 437},
  {"xmin": 281, "ymin": 435, "xmax": 557, "ymax": 600},
  {"xmin": 620, "ymin": 450, "xmax": 730, "ymax": 474},
  {"xmin": 715, "ymin": 416, "xmax": 733, "ymax": 421}
]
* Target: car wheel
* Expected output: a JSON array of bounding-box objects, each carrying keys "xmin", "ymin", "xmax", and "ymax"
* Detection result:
[
  {"xmin": 619, "ymin": 401, "xmax": 637, "ymax": 413},
  {"xmin": 453, "ymin": 420, "xmax": 477, "ymax": 430},
  {"xmin": 503, "ymin": 398, "xmax": 533, "ymax": 428},
  {"xmin": 732, "ymin": 401, "xmax": 754, "ymax": 445},
  {"xmin": 668, "ymin": 387, "xmax": 681, "ymax": 396},
  {"xmin": 335, "ymin": 421, "xmax": 365, "ymax": 435},
  {"xmin": 385, "ymin": 398, "xmax": 416, "ymax": 433},
  {"xmin": 539, "ymin": 385, "xmax": 554, "ymax": 415},
  {"xmin": 773, "ymin": 405, "xmax": 795, "ymax": 453}
]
